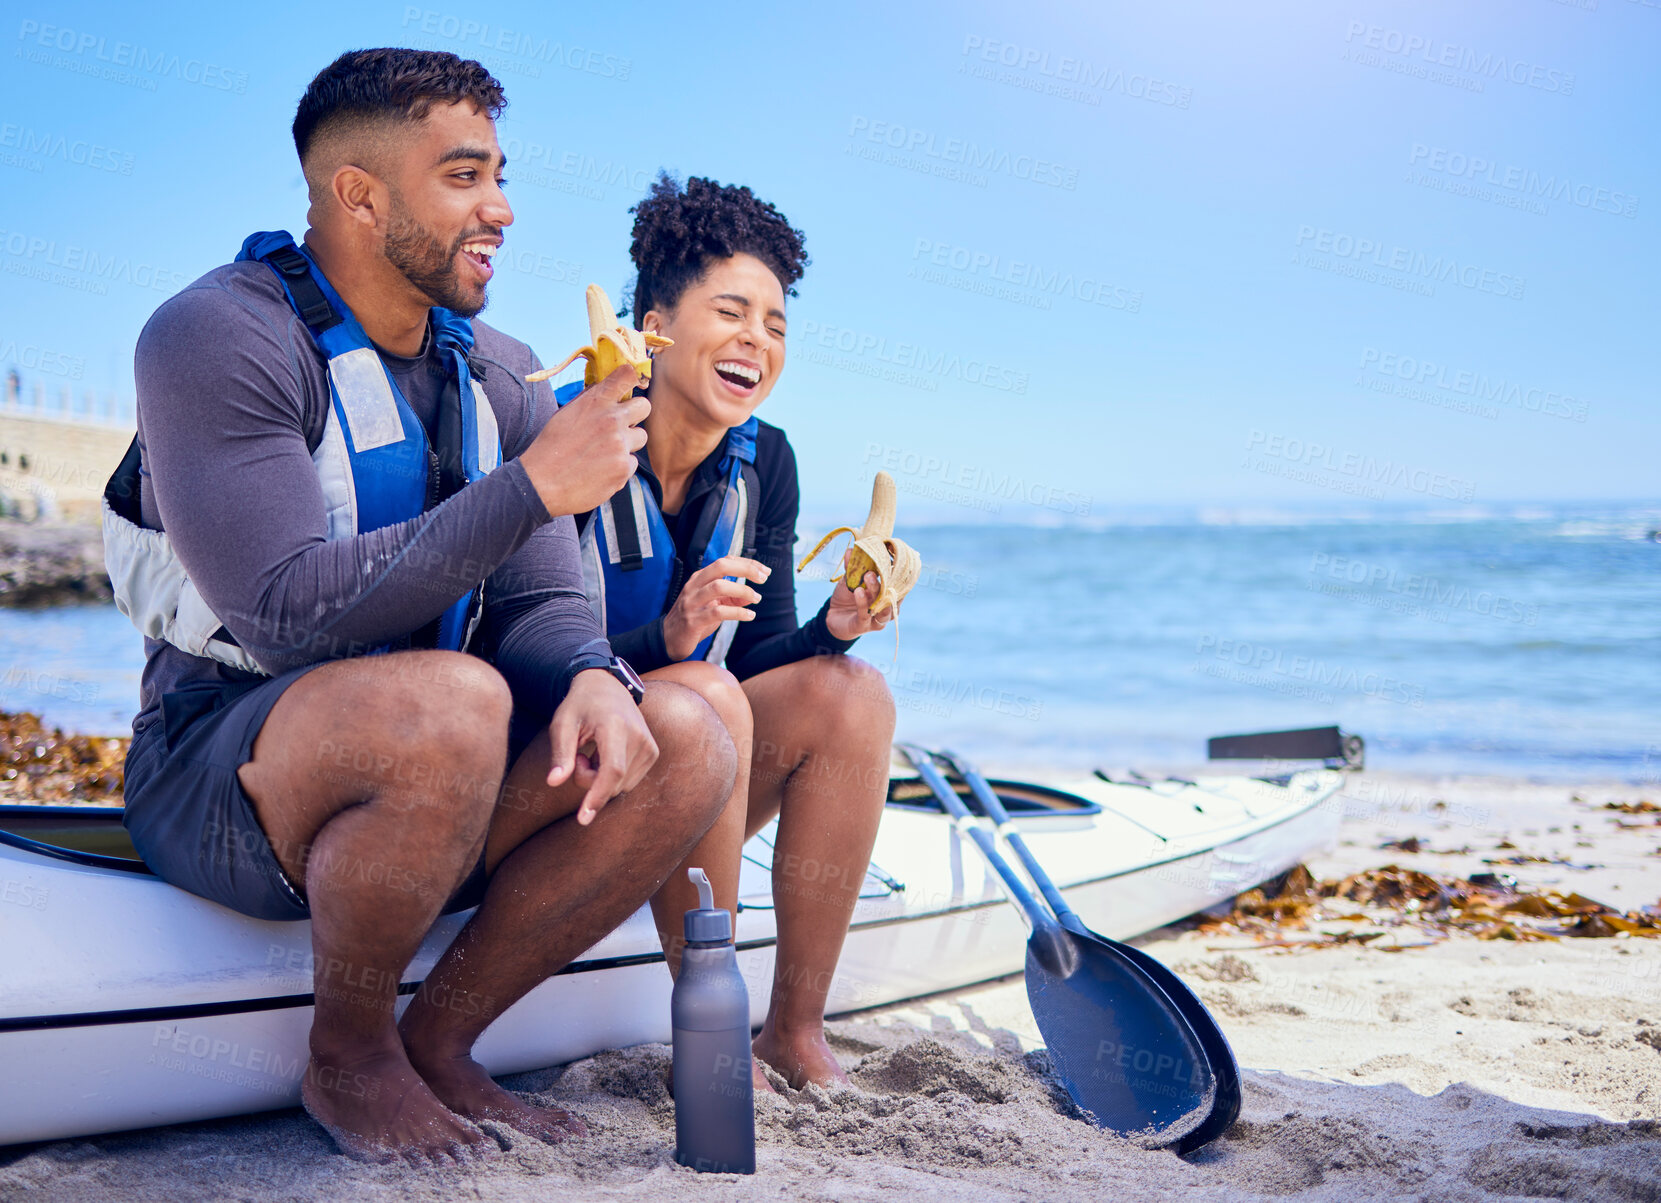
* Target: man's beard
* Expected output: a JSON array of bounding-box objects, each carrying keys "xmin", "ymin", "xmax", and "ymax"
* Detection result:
[{"xmin": 383, "ymin": 196, "xmax": 488, "ymax": 318}]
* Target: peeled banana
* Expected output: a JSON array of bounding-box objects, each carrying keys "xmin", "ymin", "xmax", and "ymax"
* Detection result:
[
  {"xmin": 797, "ymin": 471, "xmax": 923, "ymax": 615},
  {"xmin": 525, "ymin": 283, "xmax": 673, "ymax": 387}
]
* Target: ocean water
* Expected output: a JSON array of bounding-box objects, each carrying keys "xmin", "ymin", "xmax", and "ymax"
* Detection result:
[{"xmin": 3, "ymin": 506, "xmax": 1657, "ymax": 782}]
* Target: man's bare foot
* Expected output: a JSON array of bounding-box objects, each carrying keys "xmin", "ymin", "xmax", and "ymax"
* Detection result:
[
  {"xmin": 752, "ymin": 1023, "xmax": 849, "ymax": 1090},
  {"xmin": 301, "ymin": 1042, "xmax": 490, "ymax": 1164},
  {"xmin": 409, "ymin": 1049, "xmax": 588, "ymax": 1144}
]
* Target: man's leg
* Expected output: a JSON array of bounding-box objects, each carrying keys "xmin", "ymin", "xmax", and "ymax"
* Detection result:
[
  {"xmin": 237, "ymin": 652, "xmax": 733, "ymax": 1159},
  {"xmin": 740, "ymin": 655, "xmax": 895, "ymax": 1088},
  {"xmin": 236, "ymin": 650, "xmax": 513, "ymax": 1163},
  {"xmin": 394, "ymin": 678, "xmax": 734, "ymax": 1135}
]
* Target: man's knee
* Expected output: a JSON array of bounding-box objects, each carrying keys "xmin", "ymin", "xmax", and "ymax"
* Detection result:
[{"xmin": 311, "ymin": 651, "xmax": 512, "ymax": 810}]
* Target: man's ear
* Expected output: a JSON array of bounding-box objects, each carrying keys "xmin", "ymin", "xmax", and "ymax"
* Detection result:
[{"xmin": 332, "ymin": 164, "xmax": 389, "ymax": 231}]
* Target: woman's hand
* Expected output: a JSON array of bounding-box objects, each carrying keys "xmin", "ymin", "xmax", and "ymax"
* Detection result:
[
  {"xmin": 824, "ymin": 567, "xmax": 899, "ymax": 642},
  {"xmin": 662, "ymin": 556, "xmax": 771, "ymax": 661}
]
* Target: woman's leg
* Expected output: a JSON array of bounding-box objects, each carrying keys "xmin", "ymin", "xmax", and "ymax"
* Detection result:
[
  {"xmin": 741, "ymin": 654, "xmax": 895, "ymax": 1088},
  {"xmin": 641, "ymin": 661, "xmax": 753, "ymax": 980}
]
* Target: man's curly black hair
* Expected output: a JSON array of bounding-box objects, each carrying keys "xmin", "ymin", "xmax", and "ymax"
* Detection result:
[{"xmin": 627, "ymin": 173, "xmax": 808, "ymax": 328}]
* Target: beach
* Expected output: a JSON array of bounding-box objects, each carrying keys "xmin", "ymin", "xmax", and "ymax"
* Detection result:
[{"xmin": 4, "ymin": 768, "xmax": 1657, "ymax": 1201}]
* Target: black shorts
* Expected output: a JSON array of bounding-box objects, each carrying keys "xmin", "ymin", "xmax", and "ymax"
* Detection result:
[{"xmin": 122, "ymin": 663, "xmax": 522, "ymax": 922}]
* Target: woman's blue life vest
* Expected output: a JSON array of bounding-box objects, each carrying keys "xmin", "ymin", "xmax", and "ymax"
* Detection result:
[
  {"xmin": 100, "ymin": 230, "xmax": 503, "ymax": 675},
  {"xmin": 555, "ymin": 381, "xmax": 759, "ymax": 664}
]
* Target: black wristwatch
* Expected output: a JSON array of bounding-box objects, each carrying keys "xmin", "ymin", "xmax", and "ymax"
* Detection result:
[{"xmin": 565, "ymin": 652, "xmax": 645, "ymax": 705}]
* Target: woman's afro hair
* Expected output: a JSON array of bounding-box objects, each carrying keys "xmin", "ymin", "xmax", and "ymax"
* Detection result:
[{"xmin": 627, "ymin": 173, "xmax": 808, "ymax": 327}]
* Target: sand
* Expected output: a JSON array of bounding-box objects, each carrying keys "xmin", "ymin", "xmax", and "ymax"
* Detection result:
[{"xmin": 4, "ymin": 771, "xmax": 1659, "ymax": 1201}]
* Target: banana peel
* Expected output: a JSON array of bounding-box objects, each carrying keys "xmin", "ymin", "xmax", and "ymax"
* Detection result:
[
  {"xmin": 797, "ymin": 470, "xmax": 923, "ymax": 615},
  {"xmin": 525, "ymin": 283, "xmax": 672, "ymax": 387}
]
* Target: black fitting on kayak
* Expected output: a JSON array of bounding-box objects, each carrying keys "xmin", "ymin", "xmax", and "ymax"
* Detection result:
[{"xmin": 1206, "ymin": 725, "xmax": 1365, "ymax": 771}]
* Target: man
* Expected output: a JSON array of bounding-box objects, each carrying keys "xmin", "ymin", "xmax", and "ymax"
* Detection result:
[{"xmin": 105, "ymin": 49, "xmax": 734, "ymax": 1162}]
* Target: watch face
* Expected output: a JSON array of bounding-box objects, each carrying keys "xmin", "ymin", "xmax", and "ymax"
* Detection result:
[{"xmin": 610, "ymin": 657, "xmax": 645, "ymax": 701}]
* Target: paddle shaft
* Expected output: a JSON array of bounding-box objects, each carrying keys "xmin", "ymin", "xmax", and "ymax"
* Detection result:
[
  {"xmin": 943, "ymin": 751, "xmax": 1078, "ymax": 924},
  {"xmin": 901, "ymin": 751, "xmax": 1065, "ymax": 943}
]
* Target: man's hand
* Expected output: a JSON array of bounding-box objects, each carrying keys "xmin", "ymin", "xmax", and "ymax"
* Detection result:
[
  {"xmin": 545, "ymin": 668, "xmax": 658, "ymax": 825},
  {"xmin": 520, "ymin": 364, "xmax": 649, "ymax": 517},
  {"xmin": 662, "ymin": 556, "xmax": 769, "ymax": 661},
  {"xmin": 824, "ymin": 568, "xmax": 898, "ymax": 641}
]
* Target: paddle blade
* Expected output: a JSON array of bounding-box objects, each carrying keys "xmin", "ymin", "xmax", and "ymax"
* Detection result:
[
  {"xmin": 1089, "ymin": 925, "xmax": 1242, "ymax": 1153},
  {"xmin": 1025, "ymin": 936, "xmax": 1214, "ymax": 1147}
]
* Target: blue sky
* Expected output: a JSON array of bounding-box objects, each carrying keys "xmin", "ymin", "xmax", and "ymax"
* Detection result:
[{"xmin": 1, "ymin": 0, "xmax": 1655, "ymax": 519}]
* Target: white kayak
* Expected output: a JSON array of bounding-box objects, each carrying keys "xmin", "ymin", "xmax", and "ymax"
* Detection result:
[{"xmin": 0, "ymin": 764, "xmax": 1344, "ymax": 1146}]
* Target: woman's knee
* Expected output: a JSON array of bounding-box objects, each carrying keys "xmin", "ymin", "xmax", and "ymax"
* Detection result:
[
  {"xmin": 800, "ymin": 655, "xmax": 897, "ymax": 733},
  {"xmin": 642, "ymin": 681, "xmax": 739, "ymax": 813},
  {"xmin": 652, "ymin": 661, "xmax": 753, "ymax": 738}
]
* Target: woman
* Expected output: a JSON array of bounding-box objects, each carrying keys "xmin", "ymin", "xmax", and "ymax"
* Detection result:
[{"xmin": 567, "ymin": 175, "xmax": 896, "ymax": 1089}]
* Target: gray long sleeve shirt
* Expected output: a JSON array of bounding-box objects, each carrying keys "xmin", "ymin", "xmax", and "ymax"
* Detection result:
[{"xmin": 128, "ymin": 257, "xmax": 606, "ymax": 739}]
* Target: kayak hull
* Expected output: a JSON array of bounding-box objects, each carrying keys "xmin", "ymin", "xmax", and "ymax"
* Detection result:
[{"xmin": 0, "ymin": 769, "xmax": 1341, "ymax": 1146}]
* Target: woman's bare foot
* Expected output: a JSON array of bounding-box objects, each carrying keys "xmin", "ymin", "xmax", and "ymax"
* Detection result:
[
  {"xmin": 752, "ymin": 1021, "xmax": 849, "ymax": 1090},
  {"xmin": 408, "ymin": 1048, "xmax": 588, "ymax": 1144},
  {"xmin": 301, "ymin": 1040, "xmax": 490, "ymax": 1164}
]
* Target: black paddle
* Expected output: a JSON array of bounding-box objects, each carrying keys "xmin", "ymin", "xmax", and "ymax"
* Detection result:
[
  {"xmin": 895, "ymin": 744, "xmax": 1215, "ymax": 1148},
  {"xmin": 933, "ymin": 747, "xmax": 1242, "ymax": 1153}
]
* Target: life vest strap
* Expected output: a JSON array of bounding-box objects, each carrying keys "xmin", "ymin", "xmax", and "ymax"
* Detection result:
[
  {"xmin": 256, "ymin": 240, "xmax": 340, "ymax": 335},
  {"xmin": 609, "ymin": 489, "xmax": 646, "ymax": 572}
]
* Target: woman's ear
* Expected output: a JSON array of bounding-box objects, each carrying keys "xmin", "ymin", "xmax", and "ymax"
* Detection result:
[{"xmin": 642, "ymin": 309, "xmax": 666, "ymax": 337}]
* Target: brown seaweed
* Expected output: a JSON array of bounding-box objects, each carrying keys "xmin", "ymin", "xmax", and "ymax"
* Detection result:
[
  {"xmin": 0, "ymin": 710, "xmax": 127, "ymax": 803},
  {"xmin": 1199, "ymin": 862, "xmax": 1661, "ymax": 950}
]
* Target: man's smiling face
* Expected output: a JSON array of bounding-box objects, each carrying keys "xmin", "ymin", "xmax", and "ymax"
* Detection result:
[{"xmin": 381, "ymin": 100, "xmax": 512, "ymax": 317}]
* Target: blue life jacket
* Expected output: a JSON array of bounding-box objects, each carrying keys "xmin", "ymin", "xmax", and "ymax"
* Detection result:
[
  {"xmin": 100, "ymin": 231, "xmax": 502, "ymax": 673},
  {"xmin": 555, "ymin": 381, "xmax": 758, "ymax": 663}
]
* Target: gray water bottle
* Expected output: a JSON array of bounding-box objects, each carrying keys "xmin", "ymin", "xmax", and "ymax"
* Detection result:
[{"xmin": 672, "ymin": 867, "xmax": 755, "ymax": 1174}]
